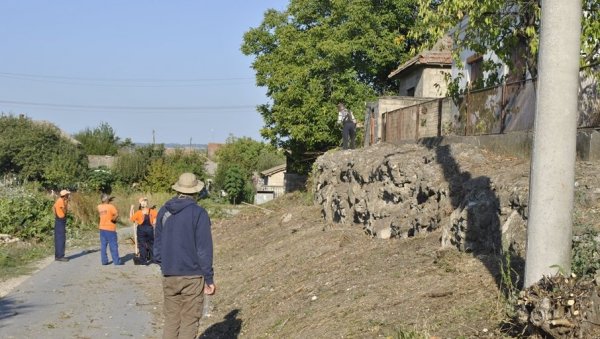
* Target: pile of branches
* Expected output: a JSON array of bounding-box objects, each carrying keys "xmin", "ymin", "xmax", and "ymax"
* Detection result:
[{"xmin": 515, "ymin": 274, "xmax": 600, "ymax": 338}]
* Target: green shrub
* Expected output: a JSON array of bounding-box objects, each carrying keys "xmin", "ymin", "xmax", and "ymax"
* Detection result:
[
  {"xmin": 0, "ymin": 115, "xmax": 87, "ymax": 185},
  {"xmin": 0, "ymin": 187, "xmax": 55, "ymax": 240},
  {"xmin": 223, "ymin": 166, "xmax": 246, "ymax": 204},
  {"xmin": 73, "ymin": 122, "xmax": 120, "ymax": 156},
  {"xmin": 84, "ymin": 168, "xmax": 115, "ymax": 192},
  {"xmin": 143, "ymin": 149, "xmax": 207, "ymax": 193},
  {"xmin": 43, "ymin": 142, "xmax": 89, "ymax": 190},
  {"xmin": 572, "ymin": 228, "xmax": 600, "ymax": 278}
]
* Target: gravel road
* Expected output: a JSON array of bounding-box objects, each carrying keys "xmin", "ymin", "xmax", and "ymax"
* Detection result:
[{"xmin": 0, "ymin": 228, "xmax": 163, "ymax": 339}]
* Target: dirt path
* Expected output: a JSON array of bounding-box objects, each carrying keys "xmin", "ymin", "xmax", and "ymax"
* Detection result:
[{"xmin": 0, "ymin": 229, "xmax": 163, "ymax": 339}]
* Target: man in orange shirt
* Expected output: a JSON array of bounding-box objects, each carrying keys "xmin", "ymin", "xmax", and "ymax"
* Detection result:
[
  {"xmin": 97, "ymin": 193, "xmax": 121, "ymax": 265},
  {"xmin": 53, "ymin": 189, "xmax": 71, "ymax": 262}
]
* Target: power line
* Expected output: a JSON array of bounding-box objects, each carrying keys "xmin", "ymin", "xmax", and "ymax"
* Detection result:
[
  {"xmin": 0, "ymin": 99, "xmax": 259, "ymax": 112},
  {"xmin": 0, "ymin": 71, "xmax": 254, "ymax": 82},
  {"xmin": 0, "ymin": 72, "xmax": 255, "ymax": 88}
]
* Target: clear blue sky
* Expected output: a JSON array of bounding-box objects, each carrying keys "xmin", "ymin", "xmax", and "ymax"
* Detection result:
[{"xmin": 0, "ymin": 0, "xmax": 288, "ymax": 144}]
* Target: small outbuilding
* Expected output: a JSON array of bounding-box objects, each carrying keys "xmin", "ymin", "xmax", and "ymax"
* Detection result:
[{"xmin": 254, "ymin": 164, "xmax": 286, "ymax": 205}]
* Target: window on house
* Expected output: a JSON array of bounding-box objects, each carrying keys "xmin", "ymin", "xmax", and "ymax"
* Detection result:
[
  {"xmin": 406, "ymin": 87, "xmax": 415, "ymax": 97},
  {"xmin": 467, "ymin": 54, "xmax": 483, "ymax": 86}
]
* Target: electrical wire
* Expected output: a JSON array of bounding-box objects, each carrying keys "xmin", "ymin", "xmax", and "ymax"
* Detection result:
[
  {"xmin": 0, "ymin": 71, "xmax": 254, "ymax": 82},
  {"xmin": 0, "ymin": 72, "xmax": 255, "ymax": 88},
  {"xmin": 0, "ymin": 99, "xmax": 259, "ymax": 112}
]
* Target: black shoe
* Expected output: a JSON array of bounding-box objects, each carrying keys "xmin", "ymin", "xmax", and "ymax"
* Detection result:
[{"xmin": 55, "ymin": 257, "xmax": 70, "ymax": 262}]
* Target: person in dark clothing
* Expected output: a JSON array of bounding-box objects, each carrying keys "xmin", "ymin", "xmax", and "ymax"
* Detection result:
[
  {"xmin": 154, "ymin": 172, "xmax": 216, "ymax": 339},
  {"xmin": 337, "ymin": 102, "xmax": 357, "ymax": 149}
]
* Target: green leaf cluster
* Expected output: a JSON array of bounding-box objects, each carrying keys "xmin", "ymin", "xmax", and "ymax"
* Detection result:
[
  {"xmin": 143, "ymin": 149, "xmax": 207, "ymax": 193},
  {"xmin": 213, "ymin": 136, "xmax": 284, "ymax": 194},
  {"xmin": 571, "ymin": 228, "xmax": 600, "ymax": 278},
  {"xmin": 112, "ymin": 144, "xmax": 165, "ymax": 186},
  {"xmin": 0, "ymin": 187, "xmax": 55, "ymax": 240},
  {"xmin": 84, "ymin": 168, "xmax": 115, "ymax": 192},
  {"xmin": 242, "ymin": 0, "xmax": 420, "ymax": 158},
  {"xmin": 411, "ymin": 0, "xmax": 599, "ymax": 86},
  {"xmin": 73, "ymin": 122, "xmax": 121, "ymax": 156},
  {"xmin": 0, "ymin": 115, "xmax": 88, "ymax": 188},
  {"xmin": 223, "ymin": 165, "xmax": 246, "ymax": 204}
]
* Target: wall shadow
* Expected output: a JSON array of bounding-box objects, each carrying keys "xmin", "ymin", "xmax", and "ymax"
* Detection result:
[
  {"xmin": 198, "ymin": 309, "xmax": 242, "ymax": 339},
  {"xmin": 429, "ymin": 142, "xmax": 525, "ymax": 291}
]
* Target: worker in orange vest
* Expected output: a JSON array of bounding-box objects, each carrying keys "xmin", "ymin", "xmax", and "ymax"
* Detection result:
[
  {"xmin": 98, "ymin": 193, "xmax": 121, "ymax": 265},
  {"xmin": 129, "ymin": 197, "xmax": 158, "ymax": 265},
  {"xmin": 53, "ymin": 189, "xmax": 71, "ymax": 262}
]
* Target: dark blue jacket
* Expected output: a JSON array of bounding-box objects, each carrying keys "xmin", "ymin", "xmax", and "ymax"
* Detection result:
[{"xmin": 154, "ymin": 196, "xmax": 214, "ymax": 284}]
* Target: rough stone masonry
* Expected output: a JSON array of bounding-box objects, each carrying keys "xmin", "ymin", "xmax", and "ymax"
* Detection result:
[{"xmin": 313, "ymin": 142, "xmax": 532, "ymax": 256}]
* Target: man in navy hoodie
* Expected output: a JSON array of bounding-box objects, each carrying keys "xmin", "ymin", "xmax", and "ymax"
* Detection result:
[{"xmin": 154, "ymin": 172, "xmax": 216, "ymax": 339}]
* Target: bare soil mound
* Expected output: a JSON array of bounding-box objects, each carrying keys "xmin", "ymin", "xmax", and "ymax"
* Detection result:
[
  {"xmin": 199, "ymin": 193, "xmax": 506, "ymax": 338},
  {"xmin": 197, "ymin": 144, "xmax": 600, "ymax": 338}
]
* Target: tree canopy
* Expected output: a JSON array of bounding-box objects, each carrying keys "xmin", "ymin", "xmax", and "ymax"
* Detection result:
[
  {"xmin": 411, "ymin": 0, "xmax": 599, "ymax": 85},
  {"xmin": 242, "ymin": 0, "xmax": 420, "ymax": 160},
  {"xmin": 73, "ymin": 122, "xmax": 121, "ymax": 156},
  {"xmin": 0, "ymin": 115, "xmax": 88, "ymax": 188}
]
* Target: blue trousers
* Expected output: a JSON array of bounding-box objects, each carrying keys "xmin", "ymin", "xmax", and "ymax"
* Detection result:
[
  {"xmin": 54, "ymin": 218, "xmax": 66, "ymax": 259},
  {"xmin": 100, "ymin": 230, "xmax": 121, "ymax": 265}
]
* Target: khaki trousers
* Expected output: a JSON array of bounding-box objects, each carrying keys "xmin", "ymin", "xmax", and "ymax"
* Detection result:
[{"xmin": 162, "ymin": 275, "xmax": 205, "ymax": 339}]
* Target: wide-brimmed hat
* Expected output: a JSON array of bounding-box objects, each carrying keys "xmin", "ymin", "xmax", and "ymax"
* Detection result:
[
  {"xmin": 138, "ymin": 197, "xmax": 148, "ymax": 204},
  {"xmin": 172, "ymin": 172, "xmax": 204, "ymax": 194},
  {"xmin": 59, "ymin": 189, "xmax": 71, "ymax": 197},
  {"xmin": 101, "ymin": 193, "xmax": 114, "ymax": 202}
]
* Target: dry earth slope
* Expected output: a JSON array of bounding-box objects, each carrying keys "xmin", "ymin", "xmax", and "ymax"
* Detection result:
[{"xmin": 197, "ymin": 143, "xmax": 600, "ymax": 338}]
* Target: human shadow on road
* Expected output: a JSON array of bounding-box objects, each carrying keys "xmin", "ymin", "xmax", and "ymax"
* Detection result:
[
  {"xmin": 66, "ymin": 248, "xmax": 99, "ymax": 260},
  {"xmin": 119, "ymin": 253, "xmax": 136, "ymax": 264},
  {"xmin": 198, "ymin": 309, "xmax": 242, "ymax": 339},
  {"xmin": 427, "ymin": 142, "xmax": 525, "ymax": 292},
  {"xmin": 0, "ymin": 296, "xmax": 35, "ymax": 326}
]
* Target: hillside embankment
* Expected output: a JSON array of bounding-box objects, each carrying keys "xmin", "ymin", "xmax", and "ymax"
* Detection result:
[
  {"xmin": 202, "ymin": 142, "xmax": 600, "ymax": 337},
  {"xmin": 3, "ymin": 142, "xmax": 600, "ymax": 338}
]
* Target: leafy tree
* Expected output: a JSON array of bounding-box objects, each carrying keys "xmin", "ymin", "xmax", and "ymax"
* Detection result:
[
  {"xmin": 0, "ymin": 115, "xmax": 88, "ymax": 185},
  {"xmin": 73, "ymin": 122, "xmax": 121, "ymax": 155},
  {"xmin": 411, "ymin": 0, "xmax": 599, "ymax": 87},
  {"xmin": 165, "ymin": 149, "xmax": 207, "ymax": 180},
  {"xmin": 84, "ymin": 168, "xmax": 115, "ymax": 192},
  {"xmin": 113, "ymin": 144, "xmax": 165, "ymax": 186},
  {"xmin": 256, "ymin": 147, "xmax": 286, "ymax": 172},
  {"xmin": 242, "ymin": 0, "xmax": 420, "ymax": 169},
  {"xmin": 143, "ymin": 149, "xmax": 207, "ymax": 192},
  {"xmin": 143, "ymin": 158, "xmax": 177, "ymax": 192},
  {"xmin": 213, "ymin": 136, "xmax": 283, "ymax": 191},
  {"xmin": 223, "ymin": 165, "xmax": 246, "ymax": 204},
  {"xmin": 43, "ymin": 141, "xmax": 89, "ymax": 189}
]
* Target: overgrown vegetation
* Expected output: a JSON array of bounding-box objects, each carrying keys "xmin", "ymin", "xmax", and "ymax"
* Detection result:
[
  {"xmin": 571, "ymin": 227, "xmax": 600, "ymax": 278},
  {"xmin": 0, "ymin": 115, "xmax": 88, "ymax": 188},
  {"xmin": 214, "ymin": 135, "xmax": 285, "ymax": 203},
  {"xmin": 73, "ymin": 122, "xmax": 123, "ymax": 156}
]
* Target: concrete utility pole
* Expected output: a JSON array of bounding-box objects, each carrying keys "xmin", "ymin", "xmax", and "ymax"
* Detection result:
[{"xmin": 524, "ymin": 0, "xmax": 582, "ymax": 287}]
